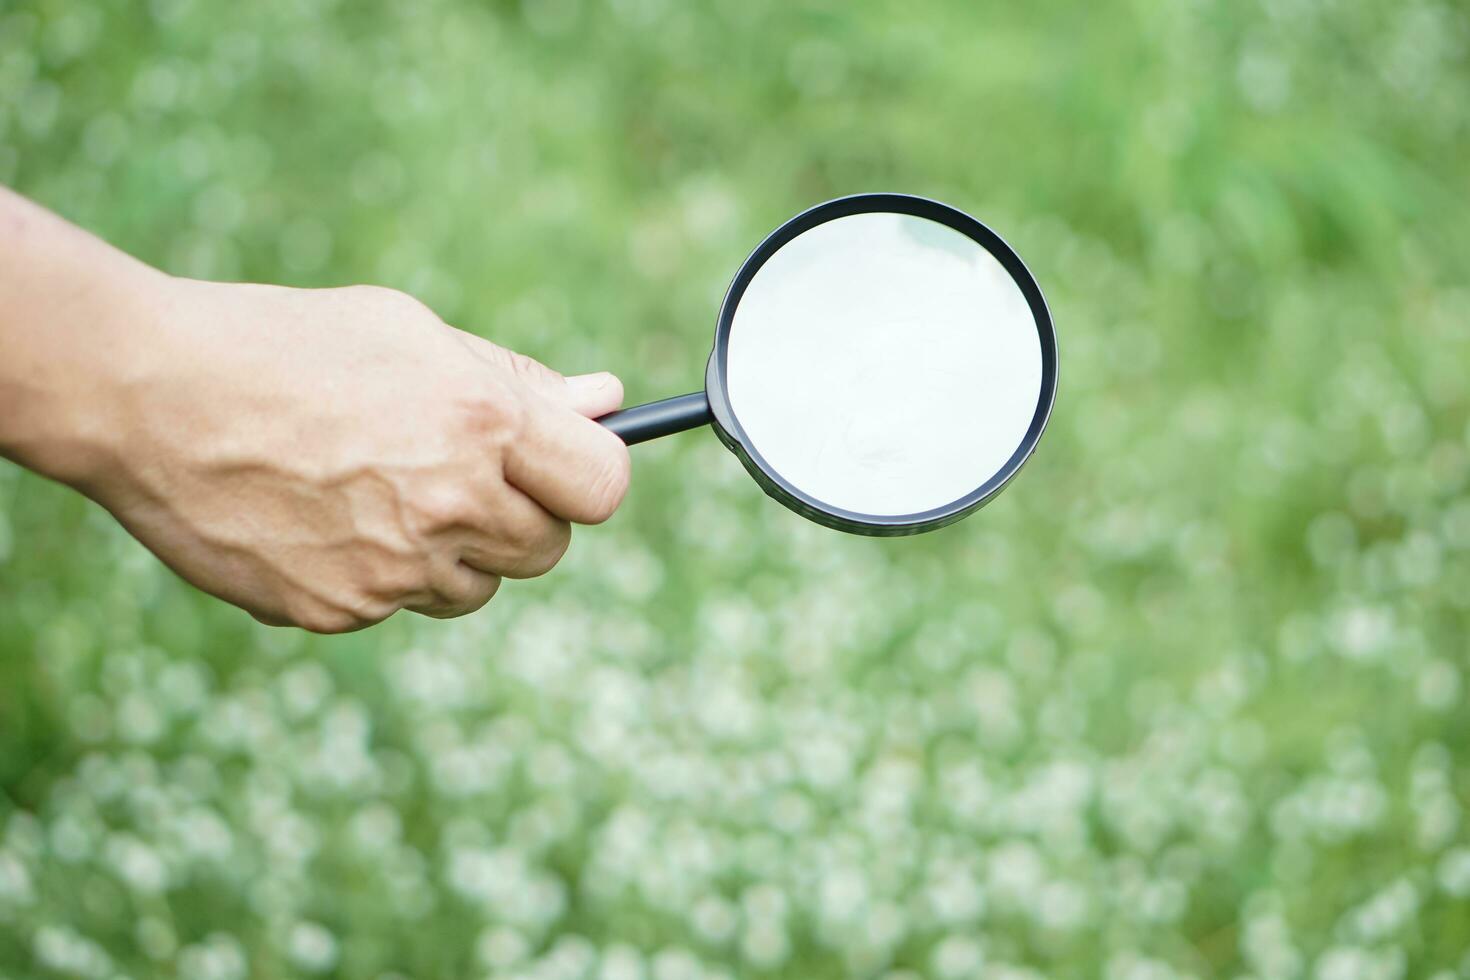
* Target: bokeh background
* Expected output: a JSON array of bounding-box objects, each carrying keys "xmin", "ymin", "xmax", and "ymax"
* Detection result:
[{"xmin": 3, "ymin": 0, "xmax": 1470, "ymax": 977}]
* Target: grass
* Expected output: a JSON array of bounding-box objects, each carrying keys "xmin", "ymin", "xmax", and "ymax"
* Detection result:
[{"xmin": 2, "ymin": 0, "xmax": 1469, "ymax": 977}]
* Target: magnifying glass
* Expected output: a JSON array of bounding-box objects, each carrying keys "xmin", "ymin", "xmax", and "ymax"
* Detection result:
[{"xmin": 598, "ymin": 193, "xmax": 1057, "ymax": 536}]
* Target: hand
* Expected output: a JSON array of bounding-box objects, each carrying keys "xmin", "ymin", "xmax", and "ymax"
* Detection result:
[
  {"xmin": 0, "ymin": 187, "xmax": 632, "ymax": 632},
  {"xmin": 79, "ymin": 279, "xmax": 632, "ymax": 632},
  {"xmin": 0, "ymin": 211, "xmax": 634, "ymax": 633}
]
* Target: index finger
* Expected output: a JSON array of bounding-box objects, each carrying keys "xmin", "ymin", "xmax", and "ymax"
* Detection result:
[{"xmin": 502, "ymin": 393, "xmax": 632, "ymax": 525}]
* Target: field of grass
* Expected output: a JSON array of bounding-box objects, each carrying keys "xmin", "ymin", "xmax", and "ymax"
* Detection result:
[{"xmin": 2, "ymin": 0, "xmax": 1469, "ymax": 977}]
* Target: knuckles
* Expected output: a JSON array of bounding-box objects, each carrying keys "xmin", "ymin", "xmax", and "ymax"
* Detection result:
[
  {"xmin": 342, "ymin": 284, "xmax": 437, "ymax": 324},
  {"xmin": 505, "ymin": 350, "xmax": 564, "ymax": 391},
  {"xmin": 287, "ymin": 593, "xmax": 397, "ymax": 635},
  {"xmin": 502, "ymin": 521, "xmax": 572, "ymax": 579},
  {"xmin": 456, "ymin": 386, "xmax": 527, "ymax": 452},
  {"xmin": 362, "ymin": 560, "xmax": 425, "ymax": 604},
  {"xmin": 290, "ymin": 606, "xmax": 366, "ymax": 635},
  {"xmin": 580, "ymin": 440, "xmax": 632, "ymax": 525},
  {"xmin": 413, "ymin": 481, "xmax": 485, "ymax": 534}
]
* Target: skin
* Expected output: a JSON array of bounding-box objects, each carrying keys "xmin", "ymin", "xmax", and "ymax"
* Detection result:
[{"xmin": 0, "ymin": 186, "xmax": 631, "ymax": 633}]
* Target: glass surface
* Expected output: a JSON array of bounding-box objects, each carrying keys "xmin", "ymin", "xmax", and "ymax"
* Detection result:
[{"xmin": 726, "ymin": 211, "xmax": 1043, "ymax": 517}]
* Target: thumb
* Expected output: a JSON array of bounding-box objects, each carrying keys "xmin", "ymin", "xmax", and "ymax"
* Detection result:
[
  {"xmin": 455, "ymin": 331, "xmax": 624, "ymax": 419},
  {"xmin": 560, "ymin": 371, "xmax": 625, "ymax": 419}
]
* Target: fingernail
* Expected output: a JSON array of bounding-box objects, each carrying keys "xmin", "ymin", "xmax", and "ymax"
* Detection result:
[{"xmin": 566, "ymin": 372, "xmax": 613, "ymax": 391}]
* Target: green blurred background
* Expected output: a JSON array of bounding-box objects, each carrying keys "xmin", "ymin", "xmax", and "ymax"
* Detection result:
[{"xmin": 3, "ymin": 0, "xmax": 1469, "ymax": 976}]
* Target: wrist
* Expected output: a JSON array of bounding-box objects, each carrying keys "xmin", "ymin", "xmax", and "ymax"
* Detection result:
[{"xmin": 0, "ymin": 248, "xmax": 174, "ymax": 496}]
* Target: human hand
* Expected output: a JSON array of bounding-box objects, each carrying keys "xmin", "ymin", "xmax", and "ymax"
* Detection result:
[{"xmin": 23, "ymin": 275, "xmax": 630, "ymax": 633}]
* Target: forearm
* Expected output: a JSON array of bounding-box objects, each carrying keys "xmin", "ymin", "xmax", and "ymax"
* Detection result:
[{"xmin": 0, "ymin": 186, "xmax": 168, "ymax": 489}]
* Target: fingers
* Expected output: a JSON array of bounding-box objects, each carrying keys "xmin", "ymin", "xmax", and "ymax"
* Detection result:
[
  {"xmin": 406, "ymin": 484, "xmax": 567, "ymax": 621},
  {"xmin": 502, "ymin": 392, "xmax": 631, "ymax": 525},
  {"xmin": 561, "ymin": 372, "xmax": 625, "ymax": 419},
  {"xmin": 452, "ymin": 330, "xmax": 632, "ymax": 524},
  {"xmin": 452, "ymin": 329, "xmax": 625, "ymax": 418},
  {"xmin": 459, "ymin": 484, "xmax": 573, "ymax": 579},
  {"xmin": 404, "ymin": 555, "xmax": 502, "ymax": 620},
  {"xmin": 401, "ymin": 488, "xmax": 563, "ymax": 624}
]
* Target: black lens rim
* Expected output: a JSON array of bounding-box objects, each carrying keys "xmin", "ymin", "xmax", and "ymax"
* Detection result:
[{"xmin": 703, "ymin": 193, "xmax": 1058, "ymax": 536}]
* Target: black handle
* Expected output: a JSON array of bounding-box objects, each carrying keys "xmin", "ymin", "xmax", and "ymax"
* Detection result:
[{"xmin": 598, "ymin": 391, "xmax": 712, "ymax": 445}]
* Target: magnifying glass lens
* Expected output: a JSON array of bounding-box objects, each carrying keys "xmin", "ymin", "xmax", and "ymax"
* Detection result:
[
  {"xmin": 725, "ymin": 211, "xmax": 1044, "ymax": 520},
  {"xmin": 597, "ymin": 194, "xmax": 1056, "ymax": 535}
]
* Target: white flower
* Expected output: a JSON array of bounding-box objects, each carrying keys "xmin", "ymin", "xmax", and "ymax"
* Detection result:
[
  {"xmin": 986, "ymin": 840, "xmax": 1044, "ymax": 907},
  {"xmin": 0, "ymin": 850, "xmax": 34, "ymax": 905},
  {"xmin": 391, "ymin": 647, "xmax": 475, "ymax": 711},
  {"xmin": 157, "ymin": 660, "xmax": 210, "ymax": 716},
  {"xmin": 173, "ymin": 807, "xmax": 235, "ymax": 863},
  {"xmin": 105, "ymin": 833, "xmax": 168, "ymax": 895},
  {"xmin": 651, "ymin": 946, "xmax": 703, "ymax": 980},
  {"xmin": 740, "ymin": 883, "xmax": 788, "ymax": 923},
  {"xmin": 864, "ymin": 901, "xmax": 909, "ymax": 952},
  {"xmin": 1036, "ymin": 879, "xmax": 1089, "ymax": 933},
  {"xmin": 795, "ymin": 733, "xmax": 853, "ymax": 791},
  {"xmin": 278, "ymin": 662, "xmax": 332, "ymax": 719},
  {"xmin": 135, "ymin": 916, "xmax": 177, "ymax": 961},
  {"xmin": 287, "ymin": 921, "xmax": 339, "ymax": 974},
  {"xmin": 349, "ymin": 802, "xmax": 403, "ymax": 850},
  {"xmin": 177, "ymin": 933, "xmax": 248, "ymax": 980},
  {"xmin": 690, "ymin": 894, "xmax": 738, "ymax": 944},
  {"xmin": 541, "ymin": 935, "xmax": 597, "ymax": 979},
  {"xmin": 817, "ymin": 864, "xmax": 870, "ymax": 929},
  {"xmin": 1416, "ymin": 660, "xmax": 1461, "ymax": 711},
  {"xmin": 1341, "ymin": 878, "xmax": 1419, "ymax": 942},
  {"xmin": 477, "ymin": 926, "xmax": 530, "ymax": 969},
  {"xmin": 598, "ymin": 943, "xmax": 647, "ymax": 980},
  {"xmin": 931, "ymin": 935, "xmax": 984, "ymax": 979},
  {"xmin": 33, "ymin": 925, "xmax": 113, "ymax": 979},
  {"xmin": 1240, "ymin": 910, "xmax": 1302, "ymax": 980},
  {"xmin": 1314, "ymin": 945, "xmax": 1406, "ymax": 980},
  {"xmin": 1331, "ymin": 606, "xmax": 1394, "ymax": 662},
  {"xmin": 116, "ymin": 691, "xmax": 165, "ymax": 744},
  {"xmin": 740, "ymin": 922, "xmax": 789, "ymax": 970},
  {"xmin": 1437, "ymin": 847, "xmax": 1470, "ymax": 898},
  {"xmin": 925, "ymin": 862, "xmax": 983, "ymax": 924}
]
